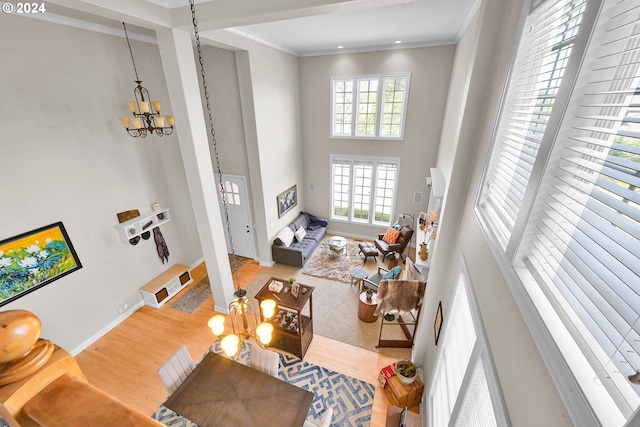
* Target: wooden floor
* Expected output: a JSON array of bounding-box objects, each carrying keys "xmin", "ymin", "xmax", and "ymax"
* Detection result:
[{"xmin": 75, "ymin": 259, "xmax": 399, "ymax": 427}]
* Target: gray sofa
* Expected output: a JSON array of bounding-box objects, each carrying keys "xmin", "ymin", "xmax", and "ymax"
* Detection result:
[{"xmin": 272, "ymin": 213, "xmax": 327, "ymax": 267}]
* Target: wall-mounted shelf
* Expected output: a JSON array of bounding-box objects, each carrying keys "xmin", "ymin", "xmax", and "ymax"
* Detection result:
[
  {"xmin": 415, "ymin": 168, "xmax": 445, "ymax": 277},
  {"xmin": 114, "ymin": 208, "xmax": 170, "ymax": 243}
]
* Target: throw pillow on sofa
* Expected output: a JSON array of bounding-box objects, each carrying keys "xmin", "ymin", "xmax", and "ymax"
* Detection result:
[
  {"xmin": 274, "ymin": 226, "xmax": 295, "ymax": 247},
  {"xmin": 294, "ymin": 226, "xmax": 306, "ymax": 242},
  {"xmin": 382, "ymin": 227, "xmax": 400, "ymax": 244}
]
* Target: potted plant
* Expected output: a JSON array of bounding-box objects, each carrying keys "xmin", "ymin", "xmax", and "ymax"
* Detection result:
[
  {"xmin": 289, "ymin": 277, "xmax": 295, "ymax": 285},
  {"xmin": 394, "ymin": 359, "xmax": 418, "ymax": 385}
]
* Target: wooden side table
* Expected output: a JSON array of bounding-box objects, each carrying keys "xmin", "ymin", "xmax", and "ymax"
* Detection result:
[
  {"xmin": 358, "ymin": 291, "xmax": 378, "ymax": 323},
  {"xmin": 383, "ymin": 375, "xmax": 424, "ymax": 410}
]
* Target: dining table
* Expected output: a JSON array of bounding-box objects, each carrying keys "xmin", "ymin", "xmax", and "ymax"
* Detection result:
[{"xmin": 163, "ymin": 351, "xmax": 314, "ymax": 427}]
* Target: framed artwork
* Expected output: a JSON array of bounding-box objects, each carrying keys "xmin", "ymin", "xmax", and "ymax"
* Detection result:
[
  {"xmin": 0, "ymin": 222, "xmax": 82, "ymax": 307},
  {"xmin": 418, "ymin": 211, "xmax": 427, "ymax": 228},
  {"xmin": 434, "ymin": 301, "xmax": 443, "ymax": 345},
  {"xmin": 277, "ymin": 185, "xmax": 297, "ymax": 218},
  {"xmin": 291, "ymin": 282, "xmax": 300, "ymax": 299}
]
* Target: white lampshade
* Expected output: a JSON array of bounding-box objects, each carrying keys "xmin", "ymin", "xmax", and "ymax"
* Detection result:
[
  {"xmin": 256, "ymin": 322, "xmax": 274, "ymax": 345},
  {"xmin": 207, "ymin": 315, "xmax": 225, "ymax": 336},
  {"xmin": 260, "ymin": 299, "xmax": 277, "ymax": 319},
  {"xmin": 221, "ymin": 334, "xmax": 240, "ymax": 357}
]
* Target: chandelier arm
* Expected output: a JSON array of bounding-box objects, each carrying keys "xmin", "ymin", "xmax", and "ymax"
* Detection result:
[{"xmin": 190, "ymin": 0, "xmax": 240, "ymax": 291}]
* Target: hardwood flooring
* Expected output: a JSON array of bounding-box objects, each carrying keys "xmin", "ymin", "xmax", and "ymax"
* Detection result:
[{"xmin": 75, "ymin": 259, "xmax": 399, "ymax": 426}]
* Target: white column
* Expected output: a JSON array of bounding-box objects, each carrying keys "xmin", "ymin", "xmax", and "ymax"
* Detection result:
[{"xmin": 155, "ymin": 27, "xmax": 235, "ymax": 313}]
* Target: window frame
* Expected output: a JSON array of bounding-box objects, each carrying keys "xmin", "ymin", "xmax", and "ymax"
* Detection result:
[
  {"xmin": 330, "ymin": 73, "xmax": 411, "ymax": 140},
  {"xmin": 330, "ymin": 154, "xmax": 401, "ymax": 226},
  {"xmin": 427, "ymin": 257, "xmax": 511, "ymax": 427},
  {"xmin": 474, "ymin": 0, "xmax": 640, "ymax": 425}
]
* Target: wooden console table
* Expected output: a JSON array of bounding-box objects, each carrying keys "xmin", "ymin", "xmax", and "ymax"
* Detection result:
[{"xmin": 255, "ymin": 277, "xmax": 314, "ymax": 359}]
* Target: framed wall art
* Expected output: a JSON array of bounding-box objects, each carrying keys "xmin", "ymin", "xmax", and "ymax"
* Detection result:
[
  {"xmin": 277, "ymin": 184, "xmax": 297, "ymax": 218},
  {"xmin": 434, "ymin": 301, "xmax": 443, "ymax": 345},
  {"xmin": 0, "ymin": 222, "xmax": 82, "ymax": 307}
]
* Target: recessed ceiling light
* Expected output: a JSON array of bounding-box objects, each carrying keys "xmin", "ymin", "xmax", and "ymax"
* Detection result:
[
  {"xmin": 337, "ymin": 45, "xmax": 344, "ymax": 49},
  {"xmin": 394, "ymin": 40, "xmax": 402, "ymax": 44}
]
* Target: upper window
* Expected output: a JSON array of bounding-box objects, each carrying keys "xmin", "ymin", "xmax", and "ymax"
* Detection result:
[
  {"xmin": 331, "ymin": 155, "xmax": 400, "ymax": 226},
  {"xmin": 331, "ymin": 73, "xmax": 410, "ymax": 139},
  {"xmin": 476, "ymin": 0, "xmax": 640, "ymax": 425}
]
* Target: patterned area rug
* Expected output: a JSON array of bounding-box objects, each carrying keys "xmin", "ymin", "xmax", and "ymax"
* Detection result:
[
  {"xmin": 152, "ymin": 341, "xmax": 375, "ymax": 427},
  {"xmin": 169, "ymin": 276, "xmax": 211, "ymax": 314},
  {"xmin": 302, "ymin": 238, "xmax": 366, "ymax": 283}
]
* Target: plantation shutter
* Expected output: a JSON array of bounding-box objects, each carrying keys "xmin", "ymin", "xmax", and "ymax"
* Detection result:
[
  {"xmin": 430, "ymin": 279, "xmax": 477, "ymax": 427},
  {"xmin": 515, "ymin": 0, "xmax": 640, "ymax": 416},
  {"xmin": 479, "ymin": 0, "xmax": 587, "ymax": 248}
]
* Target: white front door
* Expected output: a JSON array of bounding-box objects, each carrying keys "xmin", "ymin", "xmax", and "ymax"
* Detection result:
[{"xmin": 215, "ymin": 174, "xmax": 254, "ymax": 259}]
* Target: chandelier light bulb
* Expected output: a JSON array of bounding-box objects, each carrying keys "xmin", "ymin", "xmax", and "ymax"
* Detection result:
[
  {"xmin": 221, "ymin": 334, "xmax": 240, "ymax": 357},
  {"xmin": 256, "ymin": 322, "xmax": 274, "ymax": 345},
  {"xmin": 207, "ymin": 315, "xmax": 225, "ymax": 336},
  {"xmin": 260, "ymin": 299, "xmax": 277, "ymax": 319}
]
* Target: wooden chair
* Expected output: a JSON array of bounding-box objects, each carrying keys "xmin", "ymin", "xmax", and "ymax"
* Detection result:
[
  {"xmin": 303, "ymin": 407, "xmax": 333, "ymax": 427},
  {"xmin": 373, "ymin": 258, "xmax": 426, "ymax": 349},
  {"xmin": 249, "ymin": 346, "xmax": 280, "ymax": 378},
  {"xmin": 156, "ymin": 345, "xmax": 195, "ymax": 394},
  {"xmin": 360, "ymin": 265, "xmax": 390, "ymax": 292}
]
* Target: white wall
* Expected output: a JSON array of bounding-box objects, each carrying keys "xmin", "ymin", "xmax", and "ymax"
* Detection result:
[
  {"xmin": 415, "ymin": 0, "xmax": 573, "ymax": 425},
  {"xmin": 299, "ymin": 46, "xmax": 455, "ymax": 238},
  {"xmin": 0, "ymin": 15, "xmax": 201, "ymax": 351}
]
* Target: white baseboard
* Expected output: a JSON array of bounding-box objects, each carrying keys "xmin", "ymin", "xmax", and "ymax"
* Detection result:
[
  {"xmin": 190, "ymin": 256, "xmax": 205, "ymax": 269},
  {"xmin": 69, "ymin": 300, "xmax": 144, "ymax": 356},
  {"xmin": 259, "ymin": 260, "xmax": 276, "ymax": 267}
]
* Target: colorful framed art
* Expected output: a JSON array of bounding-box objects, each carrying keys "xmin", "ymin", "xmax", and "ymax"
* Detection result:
[{"xmin": 0, "ymin": 222, "xmax": 82, "ymax": 307}]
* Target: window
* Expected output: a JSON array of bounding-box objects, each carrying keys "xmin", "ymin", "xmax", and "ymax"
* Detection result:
[
  {"xmin": 331, "ymin": 73, "xmax": 410, "ymax": 139},
  {"xmin": 476, "ymin": 0, "xmax": 640, "ymax": 425},
  {"xmin": 330, "ymin": 155, "xmax": 400, "ymax": 225},
  {"xmin": 429, "ymin": 259, "xmax": 509, "ymax": 427}
]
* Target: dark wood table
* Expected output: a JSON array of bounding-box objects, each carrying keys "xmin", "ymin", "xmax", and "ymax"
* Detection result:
[
  {"xmin": 164, "ymin": 351, "xmax": 314, "ymax": 427},
  {"xmin": 255, "ymin": 277, "xmax": 314, "ymax": 359}
]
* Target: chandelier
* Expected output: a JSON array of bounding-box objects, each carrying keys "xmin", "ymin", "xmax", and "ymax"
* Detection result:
[
  {"xmin": 118, "ymin": 22, "xmax": 174, "ymax": 138},
  {"xmin": 187, "ymin": 1, "xmax": 276, "ymax": 358}
]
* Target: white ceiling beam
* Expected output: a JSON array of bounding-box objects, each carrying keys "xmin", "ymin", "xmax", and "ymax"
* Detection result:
[
  {"xmin": 169, "ymin": 0, "xmax": 413, "ymax": 31},
  {"xmin": 45, "ymin": 0, "xmax": 173, "ymax": 29}
]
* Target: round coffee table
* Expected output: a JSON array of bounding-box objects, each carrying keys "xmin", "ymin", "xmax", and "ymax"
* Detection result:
[
  {"xmin": 358, "ymin": 291, "xmax": 378, "ymax": 323},
  {"xmin": 327, "ymin": 236, "xmax": 347, "ymax": 257}
]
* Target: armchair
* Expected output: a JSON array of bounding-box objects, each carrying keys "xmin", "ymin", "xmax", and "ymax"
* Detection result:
[{"xmin": 374, "ymin": 225, "xmax": 413, "ymax": 260}]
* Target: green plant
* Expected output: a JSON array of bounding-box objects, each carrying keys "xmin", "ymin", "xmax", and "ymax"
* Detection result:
[
  {"xmin": 395, "ymin": 359, "xmax": 418, "ymax": 378},
  {"xmin": 289, "ymin": 277, "xmax": 295, "ymax": 284}
]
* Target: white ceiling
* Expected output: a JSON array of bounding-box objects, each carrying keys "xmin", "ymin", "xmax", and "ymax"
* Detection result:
[{"xmin": 36, "ymin": 0, "xmax": 480, "ymax": 57}]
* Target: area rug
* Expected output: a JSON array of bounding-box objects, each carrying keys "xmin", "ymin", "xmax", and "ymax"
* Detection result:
[
  {"xmin": 170, "ymin": 256, "xmax": 251, "ymax": 314},
  {"xmin": 152, "ymin": 341, "xmax": 375, "ymax": 427},
  {"xmin": 169, "ymin": 276, "xmax": 211, "ymax": 314},
  {"xmin": 244, "ymin": 261, "xmax": 412, "ymax": 359},
  {"xmin": 302, "ymin": 238, "xmax": 365, "ymax": 283}
]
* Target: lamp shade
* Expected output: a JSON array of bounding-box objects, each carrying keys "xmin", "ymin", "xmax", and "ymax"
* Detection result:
[
  {"xmin": 207, "ymin": 315, "xmax": 225, "ymax": 336},
  {"xmin": 256, "ymin": 322, "xmax": 274, "ymax": 345},
  {"xmin": 221, "ymin": 334, "xmax": 240, "ymax": 357},
  {"xmin": 119, "ymin": 118, "xmax": 131, "ymax": 128},
  {"xmin": 166, "ymin": 116, "xmax": 175, "ymax": 126},
  {"xmin": 151, "ymin": 101, "xmax": 161, "ymax": 113},
  {"xmin": 126, "ymin": 102, "xmax": 137, "ymax": 113},
  {"xmin": 260, "ymin": 299, "xmax": 277, "ymax": 319}
]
